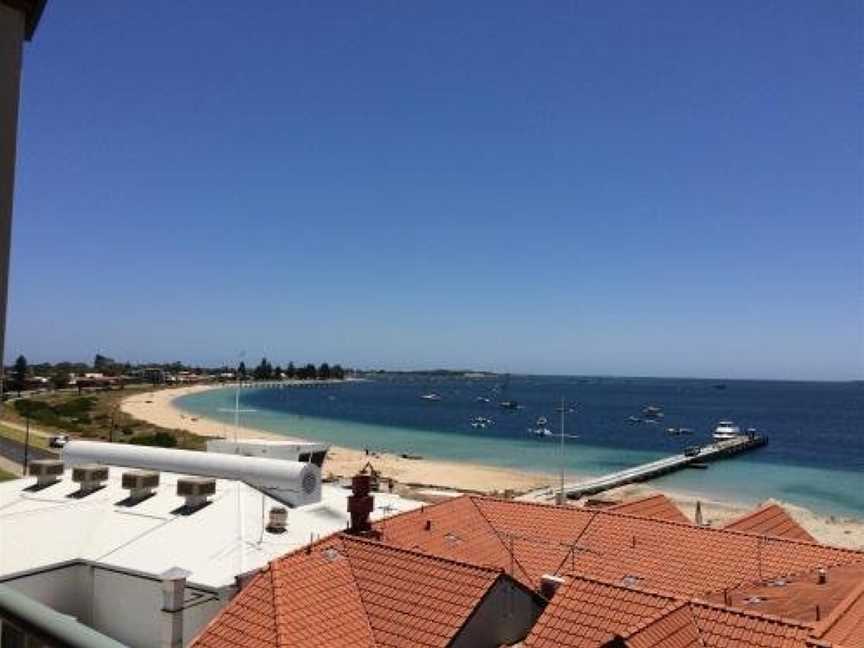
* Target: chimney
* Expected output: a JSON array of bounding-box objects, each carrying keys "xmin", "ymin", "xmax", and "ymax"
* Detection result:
[
  {"xmin": 267, "ymin": 506, "xmax": 287, "ymax": 533},
  {"xmin": 28, "ymin": 459, "xmax": 63, "ymax": 488},
  {"xmin": 539, "ymin": 574, "xmax": 566, "ymax": 599},
  {"xmin": 160, "ymin": 567, "xmax": 191, "ymax": 648},
  {"xmin": 817, "ymin": 568, "xmax": 827, "ymax": 585},
  {"xmin": 347, "ymin": 473, "xmax": 374, "ymax": 536},
  {"xmin": 122, "ymin": 469, "xmax": 160, "ymax": 501},
  {"xmin": 71, "ymin": 464, "xmax": 108, "ymax": 494}
]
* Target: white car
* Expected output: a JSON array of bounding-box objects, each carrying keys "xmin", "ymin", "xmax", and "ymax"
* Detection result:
[{"xmin": 49, "ymin": 434, "xmax": 69, "ymax": 448}]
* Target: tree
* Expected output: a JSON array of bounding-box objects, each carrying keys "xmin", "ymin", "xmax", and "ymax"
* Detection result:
[
  {"xmin": 237, "ymin": 361, "xmax": 247, "ymax": 381},
  {"xmin": 318, "ymin": 363, "xmax": 331, "ymax": 380},
  {"xmin": 51, "ymin": 368, "xmax": 71, "ymax": 390},
  {"xmin": 12, "ymin": 355, "xmax": 28, "ymax": 394},
  {"xmin": 286, "ymin": 362, "xmax": 296, "ymax": 379},
  {"xmin": 253, "ymin": 358, "xmax": 273, "ymax": 381},
  {"xmin": 304, "ymin": 363, "xmax": 317, "ymax": 380},
  {"xmin": 273, "ymin": 365, "xmax": 283, "ymax": 379},
  {"xmin": 93, "ymin": 354, "xmax": 115, "ymax": 373},
  {"xmin": 332, "ymin": 364, "xmax": 345, "ymax": 380}
]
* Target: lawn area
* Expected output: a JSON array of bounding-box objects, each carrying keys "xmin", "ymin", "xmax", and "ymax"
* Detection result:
[{"xmin": 0, "ymin": 422, "xmax": 51, "ymax": 450}]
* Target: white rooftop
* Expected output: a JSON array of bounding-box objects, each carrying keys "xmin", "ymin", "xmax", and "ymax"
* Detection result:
[{"xmin": 0, "ymin": 468, "xmax": 422, "ymax": 589}]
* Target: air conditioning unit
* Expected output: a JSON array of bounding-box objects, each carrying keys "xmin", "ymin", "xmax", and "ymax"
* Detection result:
[
  {"xmin": 122, "ymin": 469, "xmax": 160, "ymax": 501},
  {"xmin": 28, "ymin": 459, "xmax": 64, "ymax": 487},
  {"xmin": 177, "ymin": 476, "xmax": 216, "ymax": 508},
  {"xmin": 71, "ymin": 464, "xmax": 109, "ymax": 494}
]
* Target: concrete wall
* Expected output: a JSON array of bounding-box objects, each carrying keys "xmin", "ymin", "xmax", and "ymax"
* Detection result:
[
  {"xmin": 451, "ymin": 577, "xmax": 543, "ymax": 648},
  {"xmin": 3, "ymin": 565, "xmax": 229, "ymax": 648}
]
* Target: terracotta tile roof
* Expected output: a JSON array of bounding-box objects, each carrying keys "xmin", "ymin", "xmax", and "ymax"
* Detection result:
[
  {"xmin": 191, "ymin": 533, "xmax": 509, "ymax": 648},
  {"xmin": 523, "ymin": 576, "xmax": 678, "ymax": 647},
  {"xmin": 379, "ymin": 497, "xmax": 864, "ymax": 602},
  {"xmin": 704, "ymin": 563, "xmax": 864, "ymax": 625},
  {"xmin": 620, "ymin": 600, "xmax": 816, "ymax": 647},
  {"xmin": 621, "ymin": 602, "xmax": 702, "ymax": 648},
  {"xmin": 192, "ymin": 566, "xmax": 279, "ymax": 648},
  {"xmin": 607, "ymin": 495, "xmax": 692, "ymax": 525},
  {"xmin": 524, "ymin": 573, "xmax": 819, "ymax": 648},
  {"xmin": 722, "ymin": 504, "xmax": 816, "ymax": 542},
  {"xmin": 811, "ymin": 577, "xmax": 864, "ymax": 648}
]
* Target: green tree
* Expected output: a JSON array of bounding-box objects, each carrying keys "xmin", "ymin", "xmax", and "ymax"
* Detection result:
[
  {"xmin": 273, "ymin": 365, "xmax": 283, "ymax": 379},
  {"xmin": 253, "ymin": 358, "xmax": 273, "ymax": 380},
  {"xmin": 318, "ymin": 363, "xmax": 331, "ymax": 380},
  {"xmin": 12, "ymin": 355, "xmax": 28, "ymax": 394},
  {"xmin": 286, "ymin": 362, "xmax": 296, "ymax": 379},
  {"xmin": 93, "ymin": 354, "xmax": 115, "ymax": 373},
  {"xmin": 237, "ymin": 361, "xmax": 247, "ymax": 381},
  {"xmin": 51, "ymin": 368, "xmax": 71, "ymax": 390},
  {"xmin": 332, "ymin": 364, "xmax": 345, "ymax": 380}
]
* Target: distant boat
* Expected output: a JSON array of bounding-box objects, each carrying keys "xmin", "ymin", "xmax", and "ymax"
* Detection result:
[
  {"xmin": 627, "ymin": 416, "xmax": 641, "ymax": 424},
  {"xmin": 536, "ymin": 416, "xmax": 548, "ymax": 426},
  {"xmin": 530, "ymin": 426, "xmax": 553, "ymax": 437},
  {"xmin": 475, "ymin": 396, "xmax": 491, "ymax": 404},
  {"xmin": 714, "ymin": 383, "xmax": 727, "ymax": 390},
  {"xmin": 679, "ymin": 428, "xmax": 693, "ymax": 435},
  {"xmin": 420, "ymin": 393, "xmax": 442, "ymax": 401},
  {"xmin": 642, "ymin": 406, "xmax": 664, "ymax": 419},
  {"xmin": 470, "ymin": 416, "xmax": 493, "ymax": 429},
  {"xmin": 499, "ymin": 400, "xmax": 520, "ymax": 409},
  {"xmin": 712, "ymin": 421, "xmax": 741, "ymax": 440},
  {"xmin": 498, "ymin": 374, "xmax": 519, "ymax": 410},
  {"xmin": 666, "ymin": 427, "xmax": 679, "ymax": 435}
]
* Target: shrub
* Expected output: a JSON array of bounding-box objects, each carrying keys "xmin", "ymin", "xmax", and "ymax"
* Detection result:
[{"xmin": 129, "ymin": 432, "xmax": 177, "ymax": 448}]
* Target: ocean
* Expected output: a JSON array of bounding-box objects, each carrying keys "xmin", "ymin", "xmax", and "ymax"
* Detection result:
[{"xmin": 176, "ymin": 375, "xmax": 864, "ymax": 517}]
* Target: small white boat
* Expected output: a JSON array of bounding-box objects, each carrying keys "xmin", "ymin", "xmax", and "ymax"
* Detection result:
[
  {"xmin": 713, "ymin": 421, "xmax": 741, "ymax": 441},
  {"xmin": 536, "ymin": 416, "xmax": 548, "ymax": 426},
  {"xmin": 420, "ymin": 393, "xmax": 442, "ymax": 401},
  {"xmin": 475, "ymin": 396, "xmax": 491, "ymax": 404},
  {"xmin": 530, "ymin": 427, "xmax": 553, "ymax": 437}
]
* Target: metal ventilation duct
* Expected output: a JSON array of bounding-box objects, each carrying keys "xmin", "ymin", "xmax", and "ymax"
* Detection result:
[{"xmin": 63, "ymin": 440, "xmax": 321, "ymax": 507}]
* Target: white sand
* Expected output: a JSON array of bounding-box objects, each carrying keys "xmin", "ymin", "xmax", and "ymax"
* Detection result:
[{"xmin": 121, "ymin": 385, "xmax": 864, "ymax": 549}]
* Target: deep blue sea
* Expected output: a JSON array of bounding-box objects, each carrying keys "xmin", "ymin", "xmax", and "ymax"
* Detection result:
[{"xmin": 176, "ymin": 375, "xmax": 864, "ymax": 517}]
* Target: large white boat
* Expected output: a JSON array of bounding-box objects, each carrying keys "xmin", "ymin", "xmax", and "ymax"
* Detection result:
[{"xmin": 712, "ymin": 420, "xmax": 741, "ymax": 441}]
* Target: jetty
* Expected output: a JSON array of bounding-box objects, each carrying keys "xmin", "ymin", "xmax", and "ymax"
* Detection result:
[{"xmin": 518, "ymin": 434, "xmax": 767, "ymax": 503}]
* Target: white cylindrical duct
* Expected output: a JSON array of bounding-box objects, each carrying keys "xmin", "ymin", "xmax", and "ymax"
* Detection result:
[{"xmin": 63, "ymin": 440, "xmax": 321, "ymax": 507}]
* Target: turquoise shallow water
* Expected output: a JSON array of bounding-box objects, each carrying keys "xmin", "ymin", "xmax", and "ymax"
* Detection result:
[{"xmin": 176, "ymin": 375, "xmax": 864, "ymax": 518}]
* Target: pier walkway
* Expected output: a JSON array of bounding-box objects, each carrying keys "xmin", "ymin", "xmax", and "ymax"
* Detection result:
[{"xmin": 518, "ymin": 434, "xmax": 767, "ymax": 503}]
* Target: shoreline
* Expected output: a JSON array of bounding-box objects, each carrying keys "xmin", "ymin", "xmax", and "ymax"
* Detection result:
[{"xmin": 120, "ymin": 383, "xmax": 864, "ymax": 549}]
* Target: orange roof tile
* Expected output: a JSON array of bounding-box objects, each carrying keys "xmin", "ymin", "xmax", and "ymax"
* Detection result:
[
  {"xmin": 812, "ymin": 577, "xmax": 864, "ymax": 648},
  {"xmin": 191, "ymin": 566, "xmax": 279, "ymax": 648},
  {"xmin": 607, "ymin": 495, "xmax": 692, "ymax": 525},
  {"xmin": 722, "ymin": 504, "xmax": 816, "ymax": 542},
  {"xmin": 191, "ymin": 533, "xmax": 513, "ymax": 648},
  {"xmin": 379, "ymin": 496, "xmax": 864, "ymax": 602},
  {"xmin": 621, "ymin": 602, "xmax": 702, "ymax": 648},
  {"xmin": 523, "ymin": 576, "xmax": 678, "ymax": 647}
]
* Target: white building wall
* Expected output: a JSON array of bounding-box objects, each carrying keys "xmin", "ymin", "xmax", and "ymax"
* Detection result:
[{"xmin": 3, "ymin": 565, "xmax": 229, "ymax": 648}]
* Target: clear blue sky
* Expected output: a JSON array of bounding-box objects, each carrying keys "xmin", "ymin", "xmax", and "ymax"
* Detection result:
[{"xmin": 7, "ymin": 1, "xmax": 863, "ymax": 379}]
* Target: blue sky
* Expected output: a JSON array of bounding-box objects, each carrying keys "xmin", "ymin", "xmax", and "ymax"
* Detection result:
[{"xmin": 7, "ymin": 1, "xmax": 863, "ymax": 379}]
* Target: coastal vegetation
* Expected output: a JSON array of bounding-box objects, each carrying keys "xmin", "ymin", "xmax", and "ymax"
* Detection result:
[{"xmin": 1, "ymin": 388, "xmax": 206, "ymax": 450}]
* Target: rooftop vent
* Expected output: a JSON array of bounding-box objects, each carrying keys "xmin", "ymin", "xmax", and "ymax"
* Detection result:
[
  {"xmin": 176, "ymin": 476, "xmax": 215, "ymax": 508},
  {"xmin": 28, "ymin": 459, "xmax": 64, "ymax": 488},
  {"xmin": 121, "ymin": 469, "xmax": 159, "ymax": 501},
  {"xmin": 267, "ymin": 506, "xmax": 287, "ymax": 533},
  {"xmin": 620, "ymin": 574, "xmax": 643, "ymax": 587},
  {"xmin": 71, "ymin": 464, "xmax": 108, "ymax": 494},
  {"xmin": 540, "ymin": 574, "xmax": 566, "ymax": 599}
]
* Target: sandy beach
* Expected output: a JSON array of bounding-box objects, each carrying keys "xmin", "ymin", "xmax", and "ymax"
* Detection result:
[{"xmin": 121, "ymin": 384, "xmax": 864, "ymax": 549}]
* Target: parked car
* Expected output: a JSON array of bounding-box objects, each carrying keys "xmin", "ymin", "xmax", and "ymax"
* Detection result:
[{"xmin": 49, "ymin": 434, "xmax": 69, "ymax": 448}]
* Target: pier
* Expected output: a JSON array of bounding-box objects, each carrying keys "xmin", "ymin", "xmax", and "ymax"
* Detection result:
[{"xmin": 518, "ymin": 434, "xmax": 767, "ymax": 503}]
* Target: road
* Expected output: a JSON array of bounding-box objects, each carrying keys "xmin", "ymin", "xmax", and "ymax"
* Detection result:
[{"xmin": 0, "ymin": 435, "xmax": 55, "ymax": 467}]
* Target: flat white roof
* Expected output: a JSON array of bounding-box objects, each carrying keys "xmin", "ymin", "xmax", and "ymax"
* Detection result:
[{"xmin": 0, "ymin": 469, "xmax": 421, "ymax": 589}]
